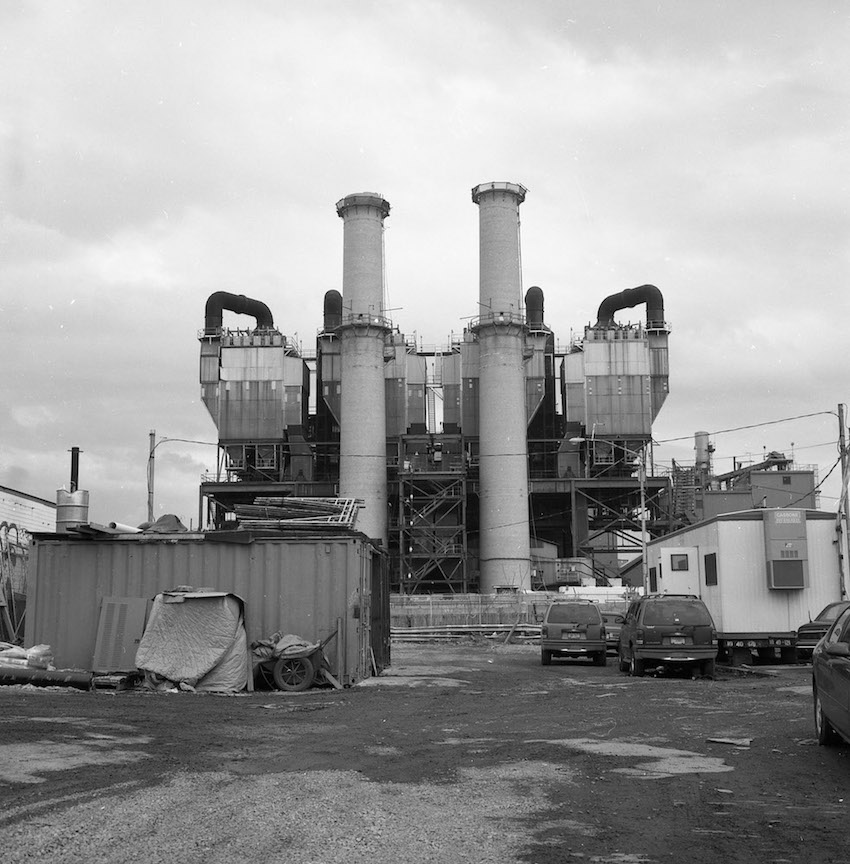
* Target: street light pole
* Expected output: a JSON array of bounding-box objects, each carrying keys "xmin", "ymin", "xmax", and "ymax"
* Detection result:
[
  {"xmin": 569, "ymin": 436, "xmax": 649, "ymax": 589},
  {"xmin": 637, "ymin": 452, "xmax": 648, "ymax": 591},
  {"xmin": 147, "ymin": 429, "xmax": 156, "ymax": 523}
]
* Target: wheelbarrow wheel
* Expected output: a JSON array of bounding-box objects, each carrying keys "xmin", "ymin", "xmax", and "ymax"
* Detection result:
[{"xmin": 272, "ymin": 655, "xmax": 315, "ymax": 692}]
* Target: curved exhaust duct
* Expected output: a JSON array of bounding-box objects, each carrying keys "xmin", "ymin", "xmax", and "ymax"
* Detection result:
[
  {"xmin": 594, "ymin": 284, "xmax": 664, "ymax": 329},
  {"xmin": 525, "ymin": 285, "xmax": 544, "ymax": 328},
  {"xmin": 323, "ymin": 290, "xmax": 343, "ymax": 331},
  {"xmin": 204, "ymin": 291, "xmax": 274, "ymax": 334}
]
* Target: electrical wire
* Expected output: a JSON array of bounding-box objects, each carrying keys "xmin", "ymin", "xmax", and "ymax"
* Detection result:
[{"xmin": 655, "ymin": 410, "xmax": 840, "ymax": 443}]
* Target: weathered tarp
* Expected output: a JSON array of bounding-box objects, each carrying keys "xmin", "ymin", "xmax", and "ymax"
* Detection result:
[{"xmin": 135, "ymin": 591, "xmax": 250, "ymax": 692}]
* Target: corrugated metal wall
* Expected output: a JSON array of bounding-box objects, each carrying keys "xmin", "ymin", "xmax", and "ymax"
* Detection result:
[{"xmin": 27, "ymin": 533, "xmax": 387, "ymax": 685}]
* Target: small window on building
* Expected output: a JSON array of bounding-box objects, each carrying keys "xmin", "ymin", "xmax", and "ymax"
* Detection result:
[
  {"xmin": 782, "ymin": 476, "xmax": 791, "ymax": 486},
  {"xmin": 670, "ymin": 553, "xmax": 689, "ymax": 571},
  {"xmin": 649, "ymin": 567, "xmax": 658, "ymax": 593},
  {"xmin": 704, "ymin": 552, "xmax": 718, "ymax": 586}
]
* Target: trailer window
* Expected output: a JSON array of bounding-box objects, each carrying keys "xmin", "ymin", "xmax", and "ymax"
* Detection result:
[
  {"xmin": 670, "ymin": 554, "xmax": 689, "ymax": 571},
  {"xmin": 704, "ymin": 552, "xmax": 718, "ymax": 587}
]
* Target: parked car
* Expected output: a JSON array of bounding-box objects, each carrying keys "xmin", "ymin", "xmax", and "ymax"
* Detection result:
[
  {"xmin": 541, "ymin": 600, "xmax": 607, "ymax": 667},
  {"xmin": 797, "ymin": 601, "xmax": 850, "ymax": 661},
  {"xmin": 602, "ymin": 612, "xmax": 625, "ymax": 654},
  {"xmin": 618, "ymin": 594, "xmax": 718, "ymax": 678},
  {"xmin": 812, "ymin": 603, "xmax": 850, "ymax": 746}
]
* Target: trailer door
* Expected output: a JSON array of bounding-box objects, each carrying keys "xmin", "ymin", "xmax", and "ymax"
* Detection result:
[{"xmin": 657, "ymin": 547, "xmax": 700, "ymax": 595}]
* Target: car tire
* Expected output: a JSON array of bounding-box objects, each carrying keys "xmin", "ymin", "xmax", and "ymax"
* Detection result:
[
  {"xmin": 702, "ymin": 659, "xmax": 716, "ymax": 679},
  {"xmin": 814, "ymin": 690, "xmax": 839, "ymax": 746},
  {"xmin": 629, "ymin": 651, "xmax": 645, "ymax": 678},
  {"xmin": 593, "ymin": 652, "xmax": 607, "ymax": 667},
  {"xmin": 541, "ymin": 649, "xmax": 552, "ymax": 666},
  {"xmin": 618, "ymin": 648, "xmax": 630, "ymax": 673}
]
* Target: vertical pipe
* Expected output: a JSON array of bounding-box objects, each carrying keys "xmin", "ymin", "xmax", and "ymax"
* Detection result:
[
  {"xmin": 69, "ymin": 446, "xmax": 80, "ymax": 493},
  {"xmin": 471, "ymin": 182, "xmax": 531, "ymax": 593},
  {"xmin": 335, "ymin": 193, "xmax": 391, "ymax": 545}
]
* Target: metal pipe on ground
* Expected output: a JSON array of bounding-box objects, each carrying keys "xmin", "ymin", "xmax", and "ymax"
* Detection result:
[{"xmin": 0, "ymin": 666, "xmax": 94, "ymax": 691}]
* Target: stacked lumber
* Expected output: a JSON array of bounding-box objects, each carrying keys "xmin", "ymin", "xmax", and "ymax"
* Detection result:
[{"xmin": 233, "ymin": 497, "xmax": 361, "ymax": 531}]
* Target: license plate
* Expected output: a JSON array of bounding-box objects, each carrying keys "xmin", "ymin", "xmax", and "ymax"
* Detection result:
[
  {"xmin": 670, "ymin": 636, "xmax": 686, "ymax": 645},
  {"xmin": 564, "ymin": 633, "xmax": 585, "ymax": 640}
]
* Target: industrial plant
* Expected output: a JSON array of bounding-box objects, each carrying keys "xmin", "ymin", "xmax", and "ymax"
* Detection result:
[
  {"xmin": 196, "ymin": 181, "xmax": 679, "ymax": 595},
  {"xmin": 18, "ymin": 181, "xmax": 834, "ymax": 680}
]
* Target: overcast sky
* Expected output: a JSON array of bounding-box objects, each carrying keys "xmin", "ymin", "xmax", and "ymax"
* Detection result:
[{"xmin": 1, "ymin": 0, "xmax": 848, "ymax": 528}]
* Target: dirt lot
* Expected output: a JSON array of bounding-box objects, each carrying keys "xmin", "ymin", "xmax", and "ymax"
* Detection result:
[{"xmin": 1, "ymin": 641, "xmax": 848, "ymax": 864}]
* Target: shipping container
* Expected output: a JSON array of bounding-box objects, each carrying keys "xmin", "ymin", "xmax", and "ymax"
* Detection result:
[{"xmin": 27, "ymin": 530, "xmax": 390, "ymax": 685}]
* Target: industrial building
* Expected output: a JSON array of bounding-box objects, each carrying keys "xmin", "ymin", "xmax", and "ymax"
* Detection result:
[
  {"xmin": 1, "ymin": 485, "xmax": 56, "ymax": 642},
  {"xmin": 198, "ymin": 182, "xmax": 676, "ymax": 594}
]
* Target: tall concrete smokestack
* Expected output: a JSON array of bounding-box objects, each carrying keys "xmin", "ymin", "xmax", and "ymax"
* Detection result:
[
  {"xmin": 335, "ymin": 193, "xmax": 391, "ymax": 545},
  {"xmin": 471, "ymin": 181, "xmax": 531, "ymax": 592}
]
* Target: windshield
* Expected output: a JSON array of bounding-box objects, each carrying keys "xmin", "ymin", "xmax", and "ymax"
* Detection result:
[
  {"xmin": 816, "ymin": 603, "xmax": 849, "ymax": 622},
  {"xmin": 547, "ymin": 604, "xmax": 601, "ymax": 624},
  {"xmin": 642, "ymin": 600, "xmax": 712, "ymax": 627}
]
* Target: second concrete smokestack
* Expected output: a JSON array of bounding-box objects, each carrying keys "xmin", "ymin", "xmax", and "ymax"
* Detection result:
[
  {"xmin": 335, "ymin": 193, "xmax": 391, "ymax": 545},
  {"xmin": 471, "ymin": 181, "xmax": 532, "ymax": 592}
]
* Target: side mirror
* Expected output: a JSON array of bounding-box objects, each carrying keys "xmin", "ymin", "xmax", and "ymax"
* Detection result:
[{"xmin": 825, "ymin": 642, "xmax": 850, "ymax": 658}]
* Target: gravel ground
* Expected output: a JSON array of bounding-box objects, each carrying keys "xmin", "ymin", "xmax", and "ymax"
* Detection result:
[{"xmin": 2, "ymin": 641, "xmax": 848, "ymax": 864}]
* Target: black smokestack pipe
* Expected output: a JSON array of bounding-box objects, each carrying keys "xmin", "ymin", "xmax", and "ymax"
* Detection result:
[
  {"xmin": 525, "ymin": 285, "xmax": 544, "ymax": 328},
  {"xmin": 69, "ymin": 446, "xmax": 80, "ymax": 493},
  {"xmin": 323, "ymin": 290, "xmax": 343, "ymax": 331},
  {"xmin": 595, "ymin": 284, "xmax": 664, "ymax": 329},
  {"xmin": 204, "ymin": 291, "xmax": 275, "ymax": 334}
]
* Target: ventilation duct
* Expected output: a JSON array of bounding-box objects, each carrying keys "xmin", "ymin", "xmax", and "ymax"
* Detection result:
[
  {"xmin": 204, "ymin": 291, "xmax": 274, "ymax": 334},
  {"xmin": 595, "ymin": 284, "xmax": 664, "ymax": 329},
  {"xmin": 525, "ymin": 285, "xmax": 544, "ymax": 328},
  {"xmin": 323, "ymin": 290, "xmax": 343, "ymax": 331}
]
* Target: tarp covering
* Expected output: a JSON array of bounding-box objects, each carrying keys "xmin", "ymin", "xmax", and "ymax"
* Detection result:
[
  {"xmin": 135, "ymin": 591, "xmax": 250, "ymax": 692},
  {"xmin": 137, "ymin": 514, "xmax": 188, "ymax": 533}
]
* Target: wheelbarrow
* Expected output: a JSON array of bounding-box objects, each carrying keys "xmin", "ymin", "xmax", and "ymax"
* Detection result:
[
  {"xmin": 261, "ymin": 630, "xmax": 339, "ymax": 693},
  {"xmin": 269, "ymin": 644, "xmax": 323, "ymax": 692}
]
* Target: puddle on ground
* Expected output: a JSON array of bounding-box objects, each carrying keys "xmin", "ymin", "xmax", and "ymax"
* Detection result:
[
  {"xmin": 0, "ymin": 733, "xmax": 153, "ymax": 784},
  {"xmin": 533, "ymin": 737, "xmax": 734, "ymax": 779},
  {"xmin": 778, "ymin": 685, "xmax": 810, "ymax": 696},
  {"xmin": 364, "ymin": 745, "xmax": 403, "ymax": 756},
  {"xmin": 357, "ymin": 676, "xmax": 468, "ymax": 688},
  {"xmin": 377, "ymin": 664, "xmax": 477, "ymax": 677}
]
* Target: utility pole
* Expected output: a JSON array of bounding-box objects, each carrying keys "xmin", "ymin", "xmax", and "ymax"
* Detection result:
[
  {"xmin": 147, "ymin": 429, "xmax": 156, "ymax": 523},
  {"xmin": 838, "ymin": 405, "xmax": 849, "ymax": 598}
]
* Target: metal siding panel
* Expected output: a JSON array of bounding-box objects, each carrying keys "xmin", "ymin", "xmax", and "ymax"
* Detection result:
[{"xmin": 30, "ymin": 535, "xmax": 373, "ymax": 684}]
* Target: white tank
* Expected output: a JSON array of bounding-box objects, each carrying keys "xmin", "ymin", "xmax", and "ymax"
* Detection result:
[
  {"xmin": 336, "ymin": 193, "xmax": 391, "ymax": 545},
  {"xmin": 471, "ymin": 182, "xmax": 532, "ymax": 592}
]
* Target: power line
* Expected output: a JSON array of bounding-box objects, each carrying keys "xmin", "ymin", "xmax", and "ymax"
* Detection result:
[{"xmin": 655, "ymin": 411, "xmax": 840, "ymax": 444}]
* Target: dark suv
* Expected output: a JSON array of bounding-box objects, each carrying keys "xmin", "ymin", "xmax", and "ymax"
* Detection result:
[
  {"xmin": 541, "ymin": 600, "xmax": 607, "ymax": 666},
  {"xmin": 618, "ymin": 594, "xmax": 718, "ymax": 678}
]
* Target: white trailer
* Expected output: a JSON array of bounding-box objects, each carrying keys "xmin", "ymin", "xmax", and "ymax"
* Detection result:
[{"xmin": 645, "ymin": 508, "xmax": 845, "ymax": 665}]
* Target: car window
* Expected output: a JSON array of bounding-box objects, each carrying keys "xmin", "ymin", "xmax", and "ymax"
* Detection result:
[
  {"xmin": 825, "ymin": 607, "xmax": 850, "ymax": 645},
  {"xmin": 546, "ymin": 604, "xmax": 601, "ymax": 624},
  {"xmin": 641, "ymin": 600, "xmax": 712, "ymax": 626},
  {"xmin": 817, "ymin": 602, "xmax": 848, "ymax": 622}
]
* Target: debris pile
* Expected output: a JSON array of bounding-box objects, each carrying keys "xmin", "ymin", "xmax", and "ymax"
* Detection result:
[{"xmin": 233, "ymin": 497, "xmax": 361, "ymax": 531}]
